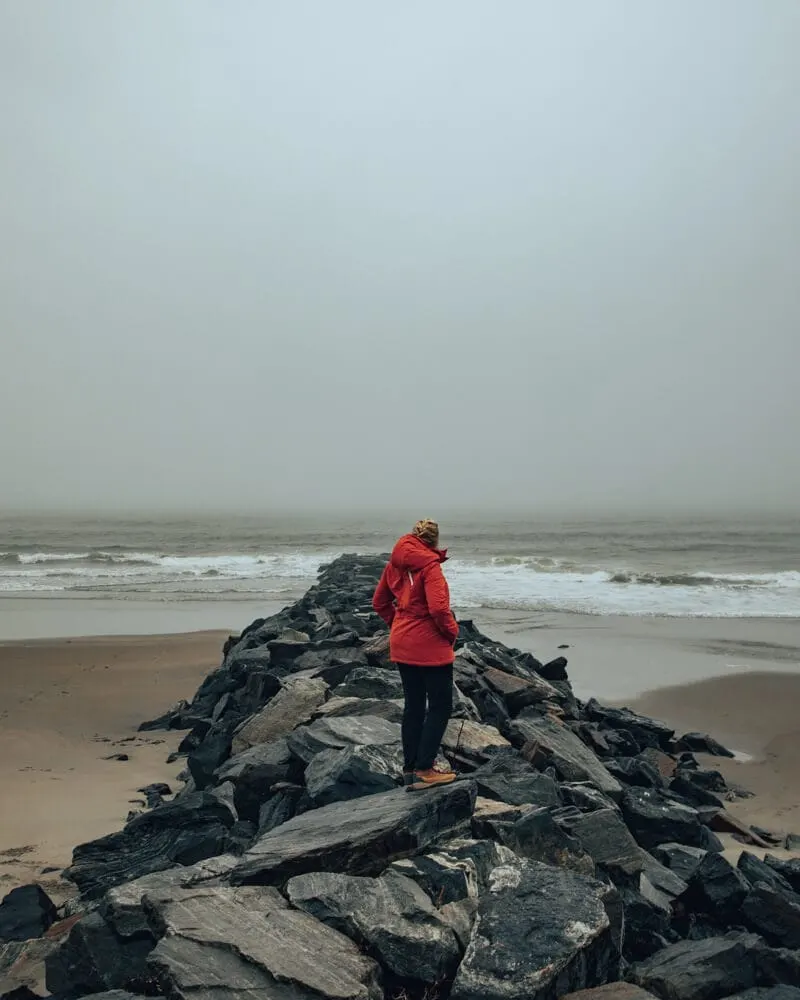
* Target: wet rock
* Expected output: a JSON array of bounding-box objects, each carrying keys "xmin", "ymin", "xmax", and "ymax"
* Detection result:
[
  {"xmin": 507, "ymin": 716, "xmax": 622, "ymax": 798},
  {"xmin": 566, "ymin": 807, "xmax": 644, "ymax": 877},
  {"xmin": 232, "ymin": 782, "xmax": 476, "ymax": 885},
  {"xmin": 388, "ymin": 840, "xmax": 509, "ymax": 905},
  {"xmin": 147, "ymin": 884, "xmax": 382, "ymax": 1000},
  {"xmin": 256, "ymin": 784, "xmax": 306, "ymax": 835},
  {"xmin": 64, "ymin": 793, "xmax": 235, "ymax": 899},
  {"xmin": 496, "ymin": 806, "xmax": 595, "ymax": 875},
  {"xmin": 738, "ymin": 853, "xmax": 798, "ymax": 897},
  {"xmin": 742, "ymin": 883, "xmax": 800, "ymax": 949},
  {"xmin": 45, "ymin": 908, "xmax": 157, "ymax": 997},
  {"xmin": 287, "ymin": 715, "xmax": 401, "ymax": 765},
  {"xmin": 230, "ymin": 675, "xmax": 328, "ymax": 754},
  {"xmin": 630, "ymin": 932, "xmax": 768, "ymax": 1000},
  {"xmin": 606, "ymin": 757, "xmax": 664, "ymax": 789},
  {"xmin": 468, "ymin": 749, "xmax": 562, "ymax": 808},
  {"xmin": 287, "ymin": 869, "xmax": 461, "ymax": 985},
  {"xmin": 185, "ymin": 728, "xmax": 232, "ymax": 790},
  {"xmin": 785, "ymin": 834, "xmax": 800, "ymax": 852},
  {"xmin": 764, "ymin": 856, "xmax": 800, "ymax": 894},
  {"xmin": 676, "ymin": 732, "xmax": 735, "ymax": 758},
  {"xmin": 651, "ymin": 843, "xmax": 708, "ymax": 883},
  {"xmin": 0, "ymin": 885, "xmax": 58, "ymax": 943},
  {"xmin": 682, "ymin": 851, "xmax": 750, "ymax": 918},
  {"xmin": 621, "ymin": 787, "xmax": 720, "ymax": 852},
  {"xmin": 584, "ymin": 700, "xmax": 675, "ymax": 752},
  {"xmin": 304, "ymin": 744, "xmax": 402, "ymax": 806},
  {"xmin": 334, "ymin": 666, "xmax": 404, "ymax": 701},
  {"xmin": 483, "ymin": 667, "xmax": 561, "ymax": 714},
  {"xmin": 450, "ymin": 858, "xmax": 621, "ymax": 1000},
  {"xmin": 213, "ymin": 737, "xmax": 301, "ymax": 822},
  {"xmin": 539, "ymin": 656, "xmax": 569, "ymax": 681},
  {"xmin": 618, "ymin": 881, "xmax": 675, "ymax": 962}
]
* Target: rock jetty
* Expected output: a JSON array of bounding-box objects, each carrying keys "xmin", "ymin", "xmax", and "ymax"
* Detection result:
[{"xmin": 3, "ymin": 554, "xmax": 800, "ymax": 1000}]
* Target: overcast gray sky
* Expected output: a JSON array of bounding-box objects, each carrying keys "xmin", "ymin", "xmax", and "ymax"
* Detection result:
[{"xmin": 1, "ymin": 2, "xmax": 798, "ymax": 514}]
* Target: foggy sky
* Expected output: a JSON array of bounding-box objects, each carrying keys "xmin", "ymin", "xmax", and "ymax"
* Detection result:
[{"xmin": 2, "ymin": 2, "xmax": 799, "ymax": 514}]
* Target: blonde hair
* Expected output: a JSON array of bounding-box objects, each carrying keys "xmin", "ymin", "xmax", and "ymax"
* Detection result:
[{"xmin": 412, "ymin": 519, "xmax": 439, "ymax": 546}]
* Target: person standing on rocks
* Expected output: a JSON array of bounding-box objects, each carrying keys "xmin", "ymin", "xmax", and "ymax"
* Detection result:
[{"xmin": 372, "ymin": 519, "xmax": 459, "ymax": 789}]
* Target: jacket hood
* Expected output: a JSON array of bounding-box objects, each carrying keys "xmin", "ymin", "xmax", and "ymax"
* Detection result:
[{"xmin": 390, "ymin": 534, "xmax": 448, "ymax": 571}]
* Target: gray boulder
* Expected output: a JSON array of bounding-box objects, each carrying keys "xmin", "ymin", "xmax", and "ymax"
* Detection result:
[
  {"xmin": 305, "ymin": 745, "xmax": 402, "ymax": 806},
  {"xmin": 287, "ymin": 869, "xmax": 461, "ymax": 984},
  {"xmin": 450, "ymin": 858, "xmax": 621, "ymax": 1000},
  {"xmin": 507, "ymin": 716, "xmax": 622, "ymax": 798},
  {"xmin": 232, "ymin": 782, "xmax": 476, "ymax": 885},
  {"xmin": 148, "ymin": 884, "xmax": 381, "ymax": 1000}
]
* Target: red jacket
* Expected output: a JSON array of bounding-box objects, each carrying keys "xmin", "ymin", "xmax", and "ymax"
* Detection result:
[{"xmin": 372, "ymin": 534, "xmax": 459, "ymax": 667}]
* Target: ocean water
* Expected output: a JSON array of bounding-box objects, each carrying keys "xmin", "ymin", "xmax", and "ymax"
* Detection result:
[{"xmin": 0, "ymin": 513, "xmax": 798, "ymax": 618}]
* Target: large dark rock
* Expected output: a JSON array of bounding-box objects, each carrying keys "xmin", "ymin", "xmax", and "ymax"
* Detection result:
[
  {"xmin": 287, "ymin": 716, "xmax": 401, "ymax": 766},
  {"xmin": 566, "ymin": 807, "xmax": 644, "ymax": 877},
  {"xmin": 742, "ymin": 884, "xmax": 800, "ymax": 949},
  {"xmin": 492, "ymin": 807, "xmax": 595, "ymax": 875},
  {"xmin": 584, "ymin": 700, "xmax": 675, "ymax": 752},
  {"xmin": 506, "ymin": 716, "xmax": 622, "ymax": 799},
  {"xmin": 334, "ymin": 666, "xmax": 404, "ymax": 701},
  {"xmin": 681, "ymin": 851, "xmax": 750, "ymax": 919},
  {"xmin": 468, "ymin": 750, "xmax": 562, "ymax": 808},
  {"xmin": 44, "ymin": 910, "xmax": 157, "ymax": 997},
  {"xmin": 621, "ymin": 788, "xmax": 720, "ymax": 852},
  {"xmin": 562, "ymin": 986, "xmax": 659, "ymax": 1000},
  {"xmin": 652, "ymin": 843, "xmax": 708, "ymax": 884},
  {"xmin": 304, "ymin": 745, "xmax": 402, "ymax": 806},
  {"xmin": 629, "ymin": 932, "xmax": 771, "ymax": 1000},
  {"xmin": 213, "ymin": 738, "xmax": 301, "ymax": 822},
  {"xmin": 618, "ymin": 882, "xmax": 675, "ymax": 962},
  {"xmin": 147, "ymin": 884, "xmax": 382, "ymax": 1000},
  {"xmin": 738, "ymin": 853, "xmax": 799, "ymax": 897},
  {"xmin": 64, "ymin": 793, "xmax": 235, "ymax": 899},
  {"xmin": 230, "ymin": 674, "xmax": 328, "ymax": 754},
  {"xmin": 450, "ymin": 858, "xmax": 621, "ymax": 1000},
  {"xmin": 676, "ymin": 733, "xmax": 735, "ymax": 758},
  {"xmin": 388, "ymin": 840, "xmax": 509, "ymax": 905},
  {"xmin": 287, "ymin": 869, "xmax": 461, "ymax": 985},
  {"xmin": 764, "ymin": 857, "xmax": 800, "ymax": 894},
  {"xmin": 0, "ymin": 885, "xmax": 57, "ymax": 942},
  {"xmin": 607, "ymin": 757, "xmax": 664, "ymax": 789},
  {"xmin": 231, "ymin": 782, "xmax": 476, "ymax": 885},
  {"xmin": 726, "ymin": 990, "xmax": 800, "ymax": 1000}
]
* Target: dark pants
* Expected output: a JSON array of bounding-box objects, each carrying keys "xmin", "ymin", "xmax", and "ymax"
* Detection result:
[{"xmin": 397, "ymin": 663, "xmax": 454, "ymax": 771}]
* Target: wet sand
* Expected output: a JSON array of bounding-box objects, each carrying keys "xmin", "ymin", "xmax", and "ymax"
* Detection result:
[{"xmin": 0, "ymin": 632, "xmax": 225, "ymax": 899}]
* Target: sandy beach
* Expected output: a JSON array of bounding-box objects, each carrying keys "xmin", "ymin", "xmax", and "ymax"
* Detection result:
[{"xmin": 0, "ymin": 632, "xmax": 225, "ymax": 900}]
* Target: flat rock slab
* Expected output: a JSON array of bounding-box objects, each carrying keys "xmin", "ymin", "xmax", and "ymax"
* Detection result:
[
  {"xmin": 450, "ymin": 858, "xmax": 620, "ymax": 1000},
  {"xmin": 508, "ymin": 716, "xmax": 622, "ymax": 799},
  {"xmin": 232, "ymin": 782, "xmax": 477, "ymax": 885},
  {"xmin": 287, "ymin": 716, "xmax": 401, "ymax": 765},
  {"xmin": 148, "ymin": 884, "xmax": 382, "ymax": 1000},
  {"xmin": 630, "ymin": 932, "xmax": 768, "ymax": 1000},
  {"xmin": 231, "ymin": 675, "xmax": 328, "ymax": 754},
  {"xmin": 287, "ymin": 870, "xmax": 460, "ymax": 984}
]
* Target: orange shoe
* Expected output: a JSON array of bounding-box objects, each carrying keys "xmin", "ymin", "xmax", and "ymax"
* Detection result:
[{"xmin": 407, "ymin": 766, "xmax": 457, "ymax": 791}]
